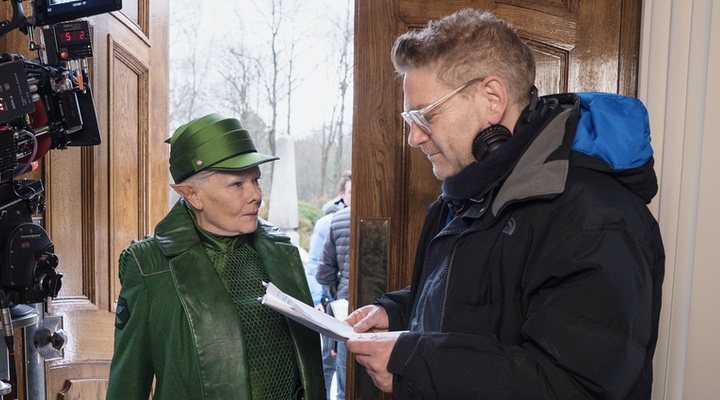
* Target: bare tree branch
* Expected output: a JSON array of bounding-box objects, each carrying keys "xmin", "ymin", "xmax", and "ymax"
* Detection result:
[
  {"xmin": 318, "ymin": 0, "xmax": 354, "ymax": 192},
  {"xmin": 169, "ymin": 1, "xmax": 214, "ymax": 130}
]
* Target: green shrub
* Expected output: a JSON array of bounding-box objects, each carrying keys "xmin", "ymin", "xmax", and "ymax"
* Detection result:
[{"xmin": 298, "ymin": 201, "xmax": 322, "ymax": 249}]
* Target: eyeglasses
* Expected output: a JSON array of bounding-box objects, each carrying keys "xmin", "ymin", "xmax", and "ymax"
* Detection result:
[{"xmin": 401, "ymin": 77, "xmax": 485, "ymax": 135}]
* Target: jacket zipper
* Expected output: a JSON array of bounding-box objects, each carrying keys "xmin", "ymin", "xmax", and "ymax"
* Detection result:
[
  {"xmin": 438, "ymin": 226, "xmax": 475, "ymax": 331},
  {"xmin": 417, "ymin": 203, "xmax": 458, "ymax": 331}
]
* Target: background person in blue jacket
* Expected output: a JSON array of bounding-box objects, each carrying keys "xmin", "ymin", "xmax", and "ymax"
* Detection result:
[
  {"xmin": 316, "ymin": 173, "xmax": 352, "ymax": 400},
  {"xmin": 346, "ymin": 9, "xmax": 664, "ymax": 400},
  {"xmin": 307, "ymin": 171, "xmax": 351, "ymax": 399}
]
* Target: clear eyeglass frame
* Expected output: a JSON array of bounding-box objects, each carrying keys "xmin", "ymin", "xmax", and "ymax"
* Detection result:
[{"xmin": 400, "ymin": 77, "xmax": 485, "ymax": 134}]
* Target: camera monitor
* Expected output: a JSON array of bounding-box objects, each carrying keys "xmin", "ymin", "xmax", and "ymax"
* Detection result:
[{"xmin": 33, "ymin": 0, "xmax": 122, "ymax": 26}]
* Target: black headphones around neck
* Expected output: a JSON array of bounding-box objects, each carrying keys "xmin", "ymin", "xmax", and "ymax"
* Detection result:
[
  {"xmin": 472, "ymin": 124, "xmax": 512, "ymax": 161},
  {"xmin": 471, "ymin": 85, "xmax": 540, "ymax": 161}
]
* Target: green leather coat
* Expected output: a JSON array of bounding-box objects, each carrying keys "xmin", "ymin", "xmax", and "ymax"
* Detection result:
[{"xmin": 106, "ymin": 201, "xmax": 325, "ymax": 400}]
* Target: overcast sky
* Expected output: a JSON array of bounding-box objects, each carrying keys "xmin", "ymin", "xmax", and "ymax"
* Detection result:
[{"xmin": 169, "ymin": 0, "xmax": 354, "ymax": 137}]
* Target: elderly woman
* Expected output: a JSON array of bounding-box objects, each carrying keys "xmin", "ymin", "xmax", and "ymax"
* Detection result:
[{"xmin": 106, "ymin": 114, "xmax": 324, "ymax": 400}]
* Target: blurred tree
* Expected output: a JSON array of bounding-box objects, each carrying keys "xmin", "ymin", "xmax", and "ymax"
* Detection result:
[
  {"xmin": 169, "ymin": 1, "xmax": 214, "ymax": 132},
  {"xmin": 330, "ymin": 1, "xmax": 353, "ymax": 188},
  {"xmin": 318, "ymin": 0, "xmax": 353, "ymax": 194},
  {"xmin": 169, "ymin": 0, "xmax": 353, "ymax": 209}
]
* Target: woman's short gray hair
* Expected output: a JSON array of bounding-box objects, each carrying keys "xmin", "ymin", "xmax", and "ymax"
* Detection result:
[
  {"xmin": 177, "ymin": 170, "xmax": 216, "ymax": 212},
  {"xmin": 183, "ymin": 170, "xmax": 216, "ymax": 187}
]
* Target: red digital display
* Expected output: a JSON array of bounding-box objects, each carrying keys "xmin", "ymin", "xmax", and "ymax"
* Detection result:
[{"xmin": 57, "ymin": 29, "xmax": 88, "ymax": 44}]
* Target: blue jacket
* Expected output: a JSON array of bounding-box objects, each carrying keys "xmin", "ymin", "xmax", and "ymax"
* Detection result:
[
  {"xmin": 316, "ymin": 207, "xmax": 351, "ymax": 300},
  {"xmin": 306, "ymin": 213, "xmax": 334, "ymax": 305}
]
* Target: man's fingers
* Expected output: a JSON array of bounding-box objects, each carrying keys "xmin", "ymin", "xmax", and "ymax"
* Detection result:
[
  {"xmin": 353, "ymin": 317, "xmax": 373, "ymax": 332},
  {"xmin": 346, "ymin": 305, "xmax": 374, "ymax": 329},
  {"xmin": 346, "ymin": 338, "xmax": 370, "ymax": 356}
]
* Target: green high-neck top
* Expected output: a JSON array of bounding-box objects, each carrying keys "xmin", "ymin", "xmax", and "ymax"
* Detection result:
[{"xmin": 193, "ymin": 219, "xmax": 301, "ymax": 399}]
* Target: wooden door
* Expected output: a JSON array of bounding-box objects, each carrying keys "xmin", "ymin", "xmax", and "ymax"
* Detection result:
[
  {"xmin": 350, "ymin": 0, "xmax": 641, "ymax": 398},
  {"xmin": 43, "ymin": 0, "xmax": 170, "ymax": 397},
  {"xmin": 1, "ymin": 0, "xmax": 168, "ymax": 398}
]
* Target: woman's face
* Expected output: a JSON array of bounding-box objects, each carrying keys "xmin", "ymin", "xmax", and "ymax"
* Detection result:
[{"xmin": 189, "ymin": 167, "xmax": 263, "ymax": 236}]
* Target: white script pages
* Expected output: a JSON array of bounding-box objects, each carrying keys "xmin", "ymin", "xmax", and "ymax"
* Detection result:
[{"xmin": 259, "ymin": 282, "xmax": 357, "ymax": 341}]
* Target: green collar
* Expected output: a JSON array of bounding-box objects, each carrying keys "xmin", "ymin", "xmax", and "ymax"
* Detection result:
[{"xmin": 185, "ymin": 207, "xmax": 245, "ymax": 252}]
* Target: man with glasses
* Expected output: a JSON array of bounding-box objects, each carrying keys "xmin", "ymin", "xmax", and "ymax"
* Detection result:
[{"xmin": 346, "ymin": 9, "xmax": 664, "ymax": 399}]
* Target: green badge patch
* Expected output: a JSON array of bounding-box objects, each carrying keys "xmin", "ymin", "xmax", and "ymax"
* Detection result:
[{"xmin": 115, "ymin": 296, "xmax": 130, "ymax": 330}]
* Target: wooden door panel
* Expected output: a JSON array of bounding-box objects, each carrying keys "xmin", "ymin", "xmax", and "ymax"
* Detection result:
[
  {"xmin": 532, "ymin": 44, "xmax": 569, "ymax": 95},
  {"xmin": 45, "ymin": 149, "xmax": 86, "ymax": 300},
  {"xmin": 109, "ymin": 55, "xmax": 142, "ymax": 265},
  {"xmin": 108, "ymin": 37, "xmax": 151, "ymax": 303},
  {"xmin": 58, "ymin": 379, "xmax": 109, "ymax": 400},
  {"xmin": 44, "ymin": 3, "xmax": 167, "ymax": 395},
  {"xmin": 120, "ymin": 0, "xmax": 141, "ymax": 29},
  {"xmin": 46, "ymin": 360, "xmax": 110, "ymax": 400},
  {"xmin": 397, "ymin": 1, "xmax": 495, "ymax": 22},
  {"xmin": 499, "ymin": 0, "xmax": 575, "ymax": 16},
  {"xmin": 352, "ymin": 0, "xmax": 641, "ymax": 398}
]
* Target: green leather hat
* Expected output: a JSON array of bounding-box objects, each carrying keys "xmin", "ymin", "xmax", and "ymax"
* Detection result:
[{"xmin": 167, "ymin": 113, "xmax": 278, "ymax": 182}]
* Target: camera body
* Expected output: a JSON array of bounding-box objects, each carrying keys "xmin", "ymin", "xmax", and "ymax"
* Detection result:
[
  {"xmin": 0, "ymin": 2, "xmax": 122, "ymax": 398},
  {"xmin": 0, "ymin": 180, "xmax": 61, "ymax": 305}
]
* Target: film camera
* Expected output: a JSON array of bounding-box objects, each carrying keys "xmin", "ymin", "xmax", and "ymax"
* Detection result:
[
  {"xmin": 1, "ymin": 0, "xmax": 120, "ymax": 306},
  {"xmin": 0, "ymin": 1, "xmax": 122, "ymax": 397}
]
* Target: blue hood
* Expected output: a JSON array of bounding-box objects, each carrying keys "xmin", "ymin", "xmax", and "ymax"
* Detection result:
[
  {"xmin": 441, "ymin": 91, "xmax": 658, "ymax": 206},
  {"xmin": 573, "ymin": 92, "xmax": 653, "ymax": 170}
]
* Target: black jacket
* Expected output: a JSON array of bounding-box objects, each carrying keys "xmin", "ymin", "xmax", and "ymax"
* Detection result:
[{"xmin": 378, "ymin": 93, "xmax": 664, "ymax": 399}]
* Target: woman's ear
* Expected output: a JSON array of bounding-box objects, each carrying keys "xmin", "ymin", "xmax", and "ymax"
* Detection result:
[
  {"xmin": 171, "ymin": 182, "xmax": 203, "ymax": 210},
  {"xmin": 480, "ymin": 76, "xmax": 509, "ymax": 125}
]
